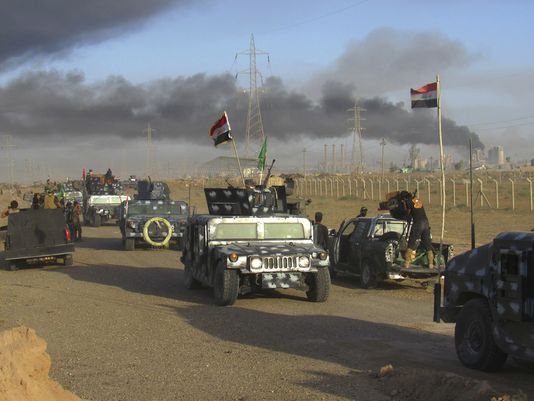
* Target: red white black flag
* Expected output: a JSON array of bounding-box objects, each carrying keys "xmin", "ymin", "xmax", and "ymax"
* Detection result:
[
  {"xmin": 410, "ymin": 82, "xmax": 438, "ymax": 108},
  {"xmin": 209, "ymin": 112, "xmax": 233, "ymax": 146}
]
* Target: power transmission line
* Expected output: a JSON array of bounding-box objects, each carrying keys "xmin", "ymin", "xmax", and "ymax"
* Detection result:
[{"xmin": 258, "ymin": 0, "xmax": 374, "ymax": 35}]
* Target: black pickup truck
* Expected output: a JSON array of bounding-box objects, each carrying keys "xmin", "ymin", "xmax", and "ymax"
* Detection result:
[
  {"xmin": 1, "ymin": 209, "xmax": 74, "ymax": 270},
  {"xmin": 329, "ymin": 213, "xmax": 453, "ymax": 288}
]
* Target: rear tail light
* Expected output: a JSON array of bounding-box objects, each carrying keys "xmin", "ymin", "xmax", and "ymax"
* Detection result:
[{"xmin": 65, "ymin": 227, "xmax": 72, "ymax": 242}]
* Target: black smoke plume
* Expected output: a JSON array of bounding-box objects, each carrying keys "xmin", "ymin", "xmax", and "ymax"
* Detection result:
[{"xmin": 0, "ymin": 70, "xmax": 483, "ymax": 149}]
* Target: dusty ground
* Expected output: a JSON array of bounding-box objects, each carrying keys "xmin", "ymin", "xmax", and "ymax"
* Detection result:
[{"xmin": 0, "ymin": 183, "xmax": 533, "ymax": 400}]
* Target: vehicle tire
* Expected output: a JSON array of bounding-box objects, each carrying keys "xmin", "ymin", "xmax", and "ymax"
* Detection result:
[
  {"xmin": 184, "ymin": 263, "xmax": 202, "ymax": 290},
  {"xmin": 93, "ymin": 214, "xmax": 101, "ymax": 227},
  {"xmin": 124, "ymin": 238, "xmax": 135, "ymax": 251},
  {"xmin": 213, "ymin": 263, "xmax": 239, "ymax": 306},
  {"xmin": 306, "ymin": 268, "xmax": 331, "ymax": 302},
  {"xmin": 455, "ymin": 298, "xmax": 508, "ymax": 371},
  {"xmin": 360, "ymin": 260, "xmax": 377, "ymax": 289},
  {"xmin": 63, "ymin": 254, "xmax": 73, "ymax": 266}
]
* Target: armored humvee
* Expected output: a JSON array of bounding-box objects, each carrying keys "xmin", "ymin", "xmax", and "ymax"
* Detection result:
[
  {"xmin": 180, "ymin": 187, "xmax": 331, "ymax": 306},
  {"xmin": 438, "ymin": 232, "xmax": 534, "ymax": 371},
  {"xmin": 118, "ymin": 179, "xmax": 186, "ymax": 250},
  {"xmin": 119, "ymin": 199, "xmax": 188, "ymax": 250},
  {"xmin": 83, "ymin": 172, "xmax": 128, "ymax": 226},
  {"xmin": 1, "ymin": 209, "xmax": 74, "ymax": 270}
]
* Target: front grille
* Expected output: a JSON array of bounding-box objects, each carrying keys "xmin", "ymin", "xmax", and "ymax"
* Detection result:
[{"xmin": 262, "ymin": 255, "xmax": 299, "ymax": 270}]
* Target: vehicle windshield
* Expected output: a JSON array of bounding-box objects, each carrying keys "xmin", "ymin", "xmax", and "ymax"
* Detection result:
[
  {"xmin": 211, "ymin": 221, "xmax": 306, "ymax": 240},
  {"xmin": 90, "ymin": 195, "xmax": 128, "ymax": 205},
  {"xmin": 264, "ymin": 223, "xmax": 305, "ymax": 239},
  {"xmin": 212, "ymin": 223, "xmax": 258, "ymax": 240},
  {"xmin": 127, "ymin": 203, "xmax": 186, "ymax": 215},
  {"xmin": 373, "ymin": 220, "xmax": 405, "ymax": 237}
]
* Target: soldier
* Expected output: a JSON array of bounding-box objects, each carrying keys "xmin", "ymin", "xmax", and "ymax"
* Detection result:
[
  {"xmin": 1, "ymin": 200, "xmax": 19, "ymax": 218},
  {"xmin": 357, "ymin": 206, "xmax": 368, "ymax": 218},
  {"xmin": 313, "ymin": 211, "xmax": 329, "ymax": 251},
  {"xmin": 401, "ymin": 191, "xmax": 434, "ymax": 269},
  {"xmin": 70, "ymin": 201, "xmax": 82, "ymax": 241}
]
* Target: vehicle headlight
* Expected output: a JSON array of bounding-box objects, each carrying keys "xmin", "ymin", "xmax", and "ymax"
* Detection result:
[
  {"xmin": 250, "ymin": 256, "xmax": 263, "ymax": 269},
  {"xmin": 228, "ymin": 252, "xmax": 239, "ymax": 263},
  {"xmin": 298, "ymin": 256, "xmax": 310, "ymax": 268}
]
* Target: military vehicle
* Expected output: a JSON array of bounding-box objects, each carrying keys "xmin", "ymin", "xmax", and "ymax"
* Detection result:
[
  {"xmin": 329, "ymin": 213, "xmax": 453, "ymax": 288},
  {"xmin": 119, "ymin": 199, "xmax": 188, "ymax": 250},
  {"xmin": 181, "ymin": 187, "xmax": 331, "ymax": 306},
  {"xmin": 83, "ymin": 171, "xmax": 128, "ymax": 226},
  {"xmin": 1, "ymin": 209, "xmax": 74, "ymax": 270},
  {"xmin": 438, "ymin": 232, "xmax": 534, "ymax": 371}
]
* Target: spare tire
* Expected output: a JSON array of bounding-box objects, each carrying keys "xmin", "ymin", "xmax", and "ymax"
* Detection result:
[{"xmin": 143, "ymin": 217, "xmax": 173, "ymax": 247}]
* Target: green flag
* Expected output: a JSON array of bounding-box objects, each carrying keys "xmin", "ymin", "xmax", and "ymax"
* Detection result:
[{"xmin": 257, "ymin": 137, "xmax": 267, "ymax": 171}]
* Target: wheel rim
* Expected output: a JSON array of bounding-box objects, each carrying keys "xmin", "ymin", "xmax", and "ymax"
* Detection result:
[{"xmin": 465, "ymin": 320, "xmax": 484, "ymax": 353}]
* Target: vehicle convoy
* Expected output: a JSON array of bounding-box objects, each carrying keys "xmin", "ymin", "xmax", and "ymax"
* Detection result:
[
  {"xmin": 181, "ymin": 187, "xmax": 331, "ymax": 306},
  {"xmin": 1, "ymin": 208, "xmax": 74, "ymax": 270},
  {"xmin": 83, "ymin": 171, "xmax": 128, "ymax": 226},
  {"xmin": 119, "ymin": 200, "xmax": 188, "ymax": 250},
  {"xmin": 438, "ymin": 232, "xmax": 534, "ymax": 371},
  {"xmin": 329, "ymin": 213, "xmax": 453, "ymax": 288}
]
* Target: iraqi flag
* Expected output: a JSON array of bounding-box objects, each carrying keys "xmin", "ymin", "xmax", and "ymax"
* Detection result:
[
  {"xmin": 410, "ymin": 82, "xmax": 438, "ymax": 108},
  {"xmin": 209, "ymin": 112, "xmax": 233, "ymax": 146}
]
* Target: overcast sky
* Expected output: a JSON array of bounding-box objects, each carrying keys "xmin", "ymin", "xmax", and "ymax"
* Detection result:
[{"xmin": 1, "ymin": 0, "xmax": 533, "ymax": 181}]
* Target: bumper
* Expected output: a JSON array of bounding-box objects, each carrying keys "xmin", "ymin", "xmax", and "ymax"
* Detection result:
[
  {"xmin": 126, "ymin": 231, "xmax": 183, "ymax": 239},
  {"xmin": 260, "ymin": 272, "xmax": 306, "ymax": 289},
  {"xmin": 4, "ymin": 244, "xmax": 75, "ymax": 261}
]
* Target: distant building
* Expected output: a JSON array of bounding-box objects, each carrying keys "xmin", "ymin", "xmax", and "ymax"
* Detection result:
[
  {"xmin": 473, "ymin": 148, "xmax": 485, "ymax": 163},
  {"xmin": 488, "ymin": 145, "xmax": 505, "ymax": 165}
]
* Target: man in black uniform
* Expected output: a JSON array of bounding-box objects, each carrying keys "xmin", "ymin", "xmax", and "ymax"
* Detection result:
[
  {"xmin": 400, "ymin": 191, "xmax": 434, "ymax": 268},
  {"xmin": 313, "ymin": 211, "xmax": 329, "ymax": 251},
  {"xmin": 357, "ymin": 206, "xmax": 368, "ymax": 218}
]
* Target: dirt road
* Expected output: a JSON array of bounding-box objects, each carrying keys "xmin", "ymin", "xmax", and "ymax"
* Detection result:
[{"xmin": 1, "ymin": 225, "xmax": 532, "ymax": 400}]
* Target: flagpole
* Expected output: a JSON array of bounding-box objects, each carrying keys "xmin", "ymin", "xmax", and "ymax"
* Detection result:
[
  {"xmin": 231, "ymin": 137, "xmax": 246, "ymax": 187},
  {"xmin": 433, "ymin": 74, "xmax": 446, "ymax": 322}
]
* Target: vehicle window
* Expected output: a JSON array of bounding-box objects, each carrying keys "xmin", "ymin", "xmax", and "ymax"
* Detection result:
[
  {"xmin": 373, "ymin": 220, "xmax": 405, "ymax": 237},
  {"xmin": 213, "ymin": 223, "xmax": 257, "ymax": 240},
  {"xmin": 352, "ymin": 221, "xmax": 370, "ymax": 240},
  {"xmin": 340, "ymin": 222, "xmax": 357, "ymax": 237},
  {"xmin": 264, "ymin": 223, "xmax": 305, "ymax": 239},
  {"xmin": 127, "ymin": 203, "xmax": 186, "ymax": 215}
]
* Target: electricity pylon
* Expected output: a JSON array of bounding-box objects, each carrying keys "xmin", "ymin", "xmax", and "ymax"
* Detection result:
[
  {"xmin": 143, "ymin": 122, "xmax": 156, "ymax": 178},
  {"xmin": 236, "ymin": 34, "xmax": 269, "ymax": 158},
  {"xmin": 348, "ymin": 103, "xmax": 366, "ymax": 173},
  {"xmin": 1, "ymin": 135, "xmax": 15, "ymax": 189}
]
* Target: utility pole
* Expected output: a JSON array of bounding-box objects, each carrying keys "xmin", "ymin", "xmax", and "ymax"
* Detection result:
[
  {"xmin": 236, "ymin": 34, "xmax": 269, "ymax": 158},
  {"xmin": 348, "ymin": 103, "xmax": 366, "ymax": 173},
  {"xmin": 380, "ymin": 138, "xmax": 386, "ymax": 180},
  {"xmin": 340, "ymin": 143, "xmax": 345, "ymax": 173},
  {"xmin": 302, "ymin": 148, "xmax": 307, "ymax": 178},
  {"xmin": 332, "ymin": 144, "xmax": 336, "ymax": 174},
  {"xmin": 143, "ymin": 122, "xmax": 156, "ymax": 178},
  {"xmin": 1, "ymin": 135, "xmax": 15, "ymax": 190},
  {"xmin": 323, "ymin": 144, "xmax": 327, "ymax": 173}
]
